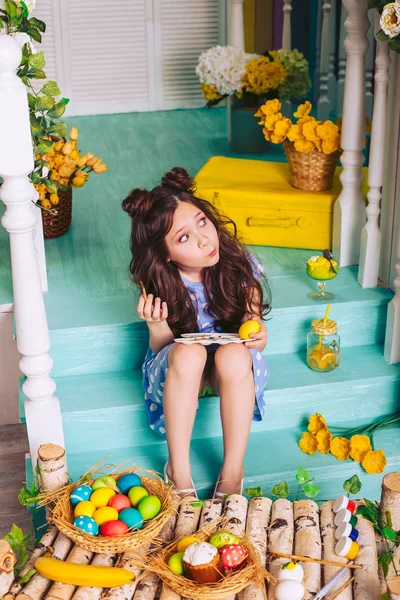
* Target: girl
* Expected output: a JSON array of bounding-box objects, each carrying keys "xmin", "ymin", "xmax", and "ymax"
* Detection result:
[{"xmin": 122, "ymin": 167, "xmax": 270, "ymax": 498}]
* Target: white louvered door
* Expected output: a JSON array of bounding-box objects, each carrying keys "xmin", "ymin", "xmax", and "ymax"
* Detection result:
[{"xmin": 30, "ymin": 0, "xmax": 63, "ymax": 85}]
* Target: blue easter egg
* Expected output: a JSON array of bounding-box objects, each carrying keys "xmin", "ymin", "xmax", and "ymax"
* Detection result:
[
  {"xmin": 117, "ymin": 474, "xmax": 142, "ymax": 495},
  {"xmin": 119, "ymin": 508, "xmax": 144, "ymax": 530},
  {"xmin": 73, "ymin": 516, "xmax": 99, "ymax": 536},
  {"xmin": 70, "ymin": 485, "xmax": 92, "ymax": 506}
]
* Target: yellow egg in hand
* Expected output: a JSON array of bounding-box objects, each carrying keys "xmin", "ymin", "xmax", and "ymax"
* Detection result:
[{"xmin": 238, "ymin": 319, "xmax": 260, "ymax": 340}]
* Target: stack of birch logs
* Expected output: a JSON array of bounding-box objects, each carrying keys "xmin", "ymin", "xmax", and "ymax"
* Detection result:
[{"xmin": 1, "ymin": 444, "xmax": 400, "ymax": 600}]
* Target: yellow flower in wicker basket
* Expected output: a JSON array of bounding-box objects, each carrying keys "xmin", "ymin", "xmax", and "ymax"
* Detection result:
[
  {"xmin": 294, "ymin": 139, "xmax": 315, "ymax": 153},
  {"xmin": 308, "ymin": 413, "xmax": 327, "ymax": 434},
  {"xmin": 274, "ymin": 118, "xmax": 292, "ymax": 137},
  {"xmin": 299, "ymin": 432, "xmax": 318, "ymax": 455},
  {"xmin": 265, "ymin": 113, "xmax": 283, "ymax": 131},
  {"xmin": 330, "ymin": 437, "xmax": 351, "ymax": 461},
  {"xmin": 297, "ymin": 115, "xmax": 315, "ymax": 128},
  {"xmin": 302, "ymin": 120, "xmax": 321, "ymax": 143},
  {"xmin": 263, "ymin": 98, "xmax": 282, "ymax": 116},
  {"xmin": 321, "ymin": 136, "xmax": 341, "ymax": 155},
  {"xmin": 350, "ymin": 435, "xmax": 372, "ymax": 462},
  {"xmin": 362, "ymin": 449, "xmax": 387, "ymax": 475},
  {"xmin": 294, "ymin": 100, "xmax": 312, "ymax": 119},
  {"xmin": 287, "ymin": 124, "xmax": 303, "ymax": 142},
  {"xmin": 270, "ymin": 133, "xmax": 286, "ymax": 144},
  {"xmin": 316, "ymin": 428, "xmax": 332, "ymax": 454},
  {"xmin": 316, "ymin": 120, "xmax": 339, "ymax": 141}
]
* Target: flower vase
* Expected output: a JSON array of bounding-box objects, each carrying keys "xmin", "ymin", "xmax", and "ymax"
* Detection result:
[
  {"xmin": 42, "ymin": 189, "xmax": 72, "ymax": 239},
  {"xmin": 229, "ymin": 94, "xmax": 271, "ymax": 154}
]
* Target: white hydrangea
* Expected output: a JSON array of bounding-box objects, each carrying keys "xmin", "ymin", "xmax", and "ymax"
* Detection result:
[{"xmin": 196, "ymin": 45, "xmax": 257, "ymax": 96}]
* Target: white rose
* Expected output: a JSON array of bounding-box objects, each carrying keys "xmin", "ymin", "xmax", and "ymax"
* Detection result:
[
  {"xmin": 380, "ymin": 2, "xmax": 400, "ymax": 38},
  {"xmin": 11, "ymin": 32, "xmax": 37, "ymax": 53}
]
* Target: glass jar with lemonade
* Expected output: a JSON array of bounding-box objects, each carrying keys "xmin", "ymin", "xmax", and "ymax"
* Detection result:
[{"xmin": 307, "ymin": 317, "xmax": 340, "ymax": 373}]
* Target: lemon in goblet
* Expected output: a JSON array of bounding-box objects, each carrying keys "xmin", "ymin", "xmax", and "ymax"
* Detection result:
[{"xmin": 306, "ymin": 253, "xmax": 338, "ymax": 301}]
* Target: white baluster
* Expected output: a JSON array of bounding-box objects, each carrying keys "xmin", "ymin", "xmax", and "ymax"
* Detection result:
[
  {"xmin": 365, "ymin": 9, "xmax": 375, "ymax": 120},
  {"xmin": 335, "ymin": 1, "xmax": 347, "ymax": 117},
  {"xmin": 328, "ymin": 0, "xmax": 338, "ymax": 114},
  {"xmin": 314, "ymin": 2, "xmax": 323, "ymax": 104},
  {"xmin": 332, "ymin": 0, "xmax": 370, "ymax": 267},
  {"xmin": 0, "ymin": 33, "xmax": 64, "ymax": 470},
  {"xmin": 385, "ymin": 257, "xmax": 400, "ymax": 364},
  {"xmin": 227, "ymin": 0, "xmax": 245, "ymax": 50},
  {"xmin": 318, "ymin": 0, "xmax": 332, "ymax": 120},
  {"xmin": 282, "ymin": 0, "xmax": 292, "ymax": 50},
  {"xmin": 358, "ymin": 13, "xmax": 390, "ymax": 288}
]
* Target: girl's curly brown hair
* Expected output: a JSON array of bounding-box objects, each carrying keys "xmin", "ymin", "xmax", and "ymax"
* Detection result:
[{"xmin": 122, "ymin": 167, "xmax": 271, "ymax": 337}]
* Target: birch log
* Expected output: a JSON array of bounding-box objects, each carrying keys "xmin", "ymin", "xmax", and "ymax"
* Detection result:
[
  {"xmin": 353, "ymin": 502, "xmax": 380, "ymax": 600},
  {"xmin": 380, "ymin": 472, "xmax": 400, "ymax": 597},
  {"xmin": 320, "ymin": 501, "xmax": 352, "ymax": 600},
  {"xmin": 70, "ymin": 554, "xmax": 117, "ymax": 600},
  {"xmin": 221, "ymin": 495, "xmax": 249, "ymax": 600},
  {"xmin": 45, "ymin": 546, "xmax": 94, "ymax": 600},
  {"xmin": 375, "ymin": 533, "xmax": 388, "ymax": 596},
  {"xmin": 17, "ymin": 533, "xmax": 74, "ymax": 600},
  {"xmin": 37, "ymin": 445, "xmax": 69, "ymax": 493},
  {"xmin": 293, "ymin": 500, "xmax": 321, "ymax": 600},
  {"xmin": 0, "ymin": 540, "xmax": 17, "ymax": 597},
  {"xmin": 238, "ymin": 497, "xmax": 272, "ymax": 600},
  {"xmin": 387, "ymin": 577, "xmax": 400, "ymax": 599},
  {"xmin": 102, "ymin": 545, "xmax": 150, "ymax": 600},
  {"xmin": 4, "ymin": 526, "xmax": 58, "ymax": 600},
  {"xmin": 267, "ymin": 499, "xmax": 294, "ymax": 600},
  {"xmin": 198, "ymin": 498, "xmax": 224, "ymax": 528}
]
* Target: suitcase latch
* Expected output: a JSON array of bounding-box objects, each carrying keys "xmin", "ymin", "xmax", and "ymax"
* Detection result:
[{"xmin": 247, "ymin": 216, "xmax": 313, "ymax": 229}]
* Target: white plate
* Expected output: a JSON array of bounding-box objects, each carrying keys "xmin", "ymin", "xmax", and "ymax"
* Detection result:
[
  {"xmin": 174, "ymin": 333, "xmax": 249, "ymax": 345},
  {"xmin": 180, "ymin": 332, "xmax": 239, "ymax": 338}
]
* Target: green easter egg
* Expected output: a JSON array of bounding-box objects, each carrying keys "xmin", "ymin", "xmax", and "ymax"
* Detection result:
[
  {"xmin": 168, "ymin": 552, "xmax": 185, "ymax": 576},
  {"xmin": 138, "ymin": 495, "xmax": 162, "ymax": 520},
  {"xmin": 209, "ymin": 530, "xmax": 239, "ymax": 549},
  {"xmin": 92, "ymin": 476, "xmax": 117, "ymax": 491},
  {"xmin": 128, "ymin": 486, "xmax": 149, "ymax": 507}
]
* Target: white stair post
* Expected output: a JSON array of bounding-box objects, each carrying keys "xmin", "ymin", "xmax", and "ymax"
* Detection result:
[
  {"xmin": 385, "ymin": 251, "xmax": 400, "ymax": 364},
  {"xmin": 365, "ymin": 9, "xmax": 375, "ymax": 120},
  {"xmin": 0, "ymin": 33, "xmax": 64, "ymax": 470},
  {"xmin": 328, "ymin": 0, "xmax": 338, "ymax": 115},
  {"xmin": 335, "ymin": 2, "xmax": 347, "ymax": 117},
  {"xmin": 282, "ymin": 0, "xmax": 292, "ymax": 50},
  {"xmin": 358, "ymin": 13, "xmax": 390, "ymax": 288},
  {"xmin": 318, "ymin": 0, "xmax": 332, "ymax": 120},
  {"xmin": 332, "ymin": 0, "xmax": 370, "ymax": 267},
  {"xmin": 226, "ymin": 0, "xmax": 245, "ymax": 144}
]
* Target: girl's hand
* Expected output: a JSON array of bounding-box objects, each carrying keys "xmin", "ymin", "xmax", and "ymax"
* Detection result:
[
  {"xmin": 137, "ymin": 294, "xmax": 168, "ymax": 323},
  {"xmin": 244, "ymin": 319, "xmax": 268, "ymax": 351}
]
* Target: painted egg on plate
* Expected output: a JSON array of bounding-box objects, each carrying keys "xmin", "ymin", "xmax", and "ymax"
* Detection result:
[
  {"xmin": 73, "ymin": 516, "xmax": 99, "ymax": 536},
  {"xmin": 275, "ymin": 580, "xmax": 305, "ymax": 600},
  {"xmin": 100, "ymin": 520, "xmax": 130, "ymax": 537},
  {"xmin": 90, "ymin": 487, "xmax": 116, "ymax": 508},
  {"xmin": 93, "ymin": 506, "xmax": 119, "ymax": 526},
  {"xmin": 138, "ymin": 495, "xmax": 161, "ymax": 520},
  {"xmin": 108, "ymin": 494, "xmax": 131, "ymax": 512},
  {"xmin": 91, "ymin": 476, "xmax": 117, "ymax": 491},
  {"xmin": 117, "ymin": 474, "xmax": 142, "ymax": 495},
  {"xmin": 128, "ymin": 486, "xmax": 149, "ymax": 507},
  {"xmin": 119, "ymin": 508, "xmax": 144, "ymax": 530},
  {"xmin": 74, "ymin": 501, "xmax": 96, "ymax": 519},
  {"xmin": 70, "ymin": 485, "xmax": 92, "ymax": 506}
]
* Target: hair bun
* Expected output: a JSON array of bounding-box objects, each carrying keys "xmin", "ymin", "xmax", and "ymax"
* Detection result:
[
  {"xmin": 161, "ymin": 167, "xmax": 195, "ymax": 193},
  {"xmin": 122, "ymin": 188, "xmax": 152, "ymax": 219}
]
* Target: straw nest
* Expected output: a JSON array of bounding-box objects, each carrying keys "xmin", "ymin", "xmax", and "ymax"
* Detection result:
[
  {"xmin": 38, "ymin": 460, "xmax": 177, "ymax": 553},
  {"xmin": 136, "ymin": 516, "xmax": 273, "ymax": 600}
]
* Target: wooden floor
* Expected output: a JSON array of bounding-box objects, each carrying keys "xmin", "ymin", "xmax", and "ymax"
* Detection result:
[{"xmin": 0, "ymin": 423, "xmax": 32, "ymax": 537}]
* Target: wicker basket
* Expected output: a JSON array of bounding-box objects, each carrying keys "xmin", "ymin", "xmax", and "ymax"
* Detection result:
[
  {"xmin": 283, "ymin": 140, "xmax": 341, "ymax": 192},
  {"xmin": 42, "ymin": 189, "xmax": 72, "ymax": 239}
]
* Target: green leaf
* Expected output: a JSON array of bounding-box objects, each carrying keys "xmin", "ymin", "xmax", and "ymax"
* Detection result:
[
  {"xmin": 356, "ymin": 505, "xmax": 376, "ymax": 523},
  {"xmin": 386, "ymin": 511, "xmax": 393, "ymax": 529},
  {"xmin": 59, "ymin": 97, "xmax": 70, "ymax": 106},
  {"xmin": 47, "ymin": 101, "xmax": 68, "ymax": 118},
  {"xmin": 44, "ymin": 180, "xmax": 58, "ymax": 194},
  {"xmin": 5, "ymin": 1, "xmax": 18, "ymax": 20},
  {"xmin": 389, "ymin": 37, "xmax": 400, "ymax": 53},
  {"xmin": 380, "ymin": 593, "xmax": 391, "ymax": 600},
  {"xmin": 383, "ymin": 526, "xmax": 398, "ymax": 542},
  {"xmin": 343, "ymin": 474, "xmax": 362, "ymax": 496},
  {"xmin": 296, "ymin": 467, "xmax": 310, "ymax": 484},
  {"xmin": 35, "ymin": 95, "xmax": 55, "ymax": 111},
  {"xmin": 41, "ymin": 81, "xmax": 61, "ymax": 97},
  {"xmin": 28, "ymin": 52, "xmax": 45, "ymax": 69},
  {"xmin": 378, "ymin": 551, "xmax": 393, "ymax": 579},
  {"xmin": 31, "ymin": 68, "xmax": 46, "ymax": 79},
  {"xmin": 17, "ymin": 569, "xmax": 37, "ymax": 585},
  {"xmin": 27, "ymin": 92, "xmax": 36, "ymax": 110},
  {"xmin": 26, "ymin": 27, "xmax": 42, "ymax": 43},
  {"xmin": 29, "ymin": 113, "xmax": 45, "ymax": 137},
  {"xmin": 35, "ymin": 139, "xmax": 54, "ymax": 155},
  {"xmin": 365, "ymin": 499, "xmax": 381, "ymax": 523},
  {"xmin": 376, "ymin": 29, "xmax": 390, "ymax": 41},
  {"xmin": 4, "ymin": 524, "xmax": 24, "ymax": 550},
  {"xmin": 244, "ymin": 486, "xmax": 264, "ymax": 498},
  {"xmin": 28, "ymin": 16, "xmax": 46, "ymax": 33},
  {"xmin": 191, "ymin": 501, "xmax": 205, "ymax": 507},
  {"xmin": 303, "ymin": 483, "xmax": 321, "ymax": 498},
  {"xmin": 48, "ymin": 122, "xmax": 67, "ymax": 138},
  {"xmin": 271, "ymin": 481, "xmax": 290, "ymax": 499}
]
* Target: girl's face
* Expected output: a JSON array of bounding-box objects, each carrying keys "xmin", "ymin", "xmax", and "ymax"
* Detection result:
[{"xmin": 164, "ymin": 201, "xmax": 219, "ymax": 277}]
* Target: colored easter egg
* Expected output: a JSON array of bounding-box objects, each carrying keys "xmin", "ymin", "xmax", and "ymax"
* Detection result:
[
  {"xmin": 177, "ymin": 536, "xmax": 201, "ymax": 553},
  {"xmin": 90, "ymin": 487, "xmax": 116, "ymax": 508},
  {"xmin": 73, "ymin": 516, "xmax": 99, "ymax": 536},
  {"xmin": 279, "ymin": 562, "xmax": 304, "ymax": 582},
  {"xmin": 109, "ymin": 494, "xmax": 131, "ymax": 512},
  {"xmin": 128, "ymin": 486, "xmax": 149, "ymax": 507},
  {"xmin": 219, "ymin": 544, "xmax": 247, "ymax": 570},
  {"xmin": 74, "ymin": 501, "xmax": 96, "ymax": 519},
  {"xmin": 92, "ymin": 476, "xmax": 117, "ymax": 491},
  {"xmin": 117, "ymin": 474, "xmax": 142, "ymax": 495},
  {"xmin": 275, "ymin": 580, "xmax": 305, "ymax": 600},
  {"xmin": 93, "ymin": 506, "xmax": 119, "ymax": 526},
  {"xmin": 209, "ymin": 531, "xmax": 239, "ymax": 550},
  {"xmin": 119, "ymin": 508, "xmax": 144, "ymax": 530},
  {"xmin": 168, "ymin": 552, "xmax": 185, "ymax": 576},
  {"xmin": 70, "ymin": 485, "xmax": 92, "ymax": 506},
  {"xmin": 138, "ymin": 495, "xmax": 161, "ymax": 520},
  {"xmin": 100, "ymin": 520, "xmax": 129, "ymax": 537}
]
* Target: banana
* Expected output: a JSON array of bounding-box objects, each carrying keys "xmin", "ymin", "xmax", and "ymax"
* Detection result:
[{"xmin": 34, "ymin": 556, "xmax": 135, "ymax": 587}]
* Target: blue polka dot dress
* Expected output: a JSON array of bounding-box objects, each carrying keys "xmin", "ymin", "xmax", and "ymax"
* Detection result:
[{"xmin": 142, "ymin": 255, "xmax": 269, "ymax": 439}]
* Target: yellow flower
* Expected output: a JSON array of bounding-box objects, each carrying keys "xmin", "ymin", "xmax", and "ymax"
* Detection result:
[
  {"xmin": 41, "ymin": 199, "xmax": 52, "ymax": 210},
  {"xmin": 69, "ymin": 126, "xmax": 79, "ymax": 141},
  {"xmin": 265, "ymin": 113, "xmax": 283, "ymax": 131},
  {"xmin": 201, "ymin": 83, "xmax": 222, "ymax": 102},
  {"xmin": 53, "ymin": 140, "xmax": 64, "ymax": 152},
  {"xmin": 77, "ymin": 154, "xmax": 89, "ymax": 168},
  {"xmin": 362, "ymin": 450, "xmax": 387, "ymax": 475},
  {"xmin": 297, "ymin": 115, "xmax": 315, "ymax": 128},
  {"xmin": 299, "ymin": 432, "xmax": 318, "ymax": 455},
  {"xmin": 330, "ymin": 437, "xmax": 351, "ymax": 461},
  {"xmin": 302, "ymin": 120, "xmax": 320, "ymax": 143},
  {"xmin": 308, "ymin": 413, "xmax": 327, "ymax": 434},
  {"xmin": 275, "ymin": 117, "xmax": 292, "ymax": 137},
  {"xmin": 50, "ymin": 193, "xmax": 59, "ymax": 205},
  {"xmin": 294, "ymin": 139, "xmax": 315, "ymax": 153},
  {"xmin": 243, "ymin": 57, "xmax": 287, "ymax": 95},
  {"xmin": 316, "ymin": 429, "xmax": 332, "ymax": 454},
  {"xmin": 287, "ymin": 124, "xmax": 303, "ymax": 142},
  {"xmin": 270, "ymin": 133, "xmax": 286, "ymax": 144},
  {"xmin": 350, "ymin": 435, "xmax": 372, "ymax": 462},
  {"xmin": 322, "ymin": 137, "xmax": 340, "ymax": 155},
  {"xmin": 316, "ymin": 120, "xmax": 339, "ymax": 141},
  {"xmin": 294, "ymin": 101, "xmax": 312, "ymax": 119},
  {"xmin": 93, "ymin": 163, "xmax": 108, "ymax": 174},
  {"xmin": 263, "ymin": 128, "xmax": 273, "ymax": 142},
  {"xmin": 68, "ymin": 150, "xmax": 79, "ymax": 161},
  {"xmin": 62, "ymin": 141, "xmax": 74, "ymax": 155},
  {"xmin": 71, "ymin": 176, "xmax": 86, "ymax": 188},
  {"xmin": 262, "ymin": 98, "xmax": 282, "ymax": 116}
]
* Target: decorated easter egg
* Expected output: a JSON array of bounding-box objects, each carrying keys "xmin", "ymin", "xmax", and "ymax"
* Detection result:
[
  {"xmin": 219, "ymin": 544, "xmax": 247, "ymax": 571},
  {"xmin": 100, "ymin": 520, "xmax": 129, "ymax": 537},
  {"xmin": 92, "ymin": 476, "xmax": 117, "ymax": 491},
  {"xmin": 73, "ymin": 516, "xmax": 99, "ymax": 536},
  {"xmin": 119, "ymin": 508, "xmax": 144, "ymax": 530},
  {"xmin": 138, "ymin": 495, "xmax": 161, "ymax": 520},
  {"xmin": 168, "ymin": 552, "xmax": 185, "ymax": 576},
  {"xmin": 74, "ymin": 501, "xmax": 96, "ymax": 519},
  {"xmin": 209, "ymin": 531, "xmax": 239, "ymax": 550},
  {"xmin": 117, "ymin": 474, "xmax": 142, "ymax": 495},
  {"xmin": 93, "ymin": 506, "xmax": 119, "ymax": 526},
  {"xmin": 279, "ymin": 562, "xmax": 304, "ymax": 583},
  {"xmin": 90, "ymin": 487, "xmax": 116, "ymax": 508},
  {"xmin": 70, "ymin": 485, "xmax": 92, "ymax": 506},
  {"xmin": 177, "ymin": 536, "xmax": 201, "ymax": 553},
  {"xmin": 128, "ymin": 486, "xmax": 149, "ymax": 507},
  {"xmin": 275, "ymin": 580, "xmax": 305, "ymax": 600},
  {"xmin": 109, "ymin": 494, "xmax": 131, "ymax": 512}
]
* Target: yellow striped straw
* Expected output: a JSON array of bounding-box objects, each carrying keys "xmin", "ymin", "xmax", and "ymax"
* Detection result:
[{"xmin": 323, "ymin": 304, "xmax": 331, "ymax": 325}]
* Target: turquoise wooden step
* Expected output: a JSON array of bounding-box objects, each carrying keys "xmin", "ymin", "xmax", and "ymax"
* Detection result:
[{"xmin": 21, "ymin": 345, "xmax": 400, "ymax": 454}]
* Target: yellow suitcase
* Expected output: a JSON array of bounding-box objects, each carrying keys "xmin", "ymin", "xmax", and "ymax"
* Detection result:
[{"xmin": 195, "ymin": 156, "xmax": 368, "ymax": 250}]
